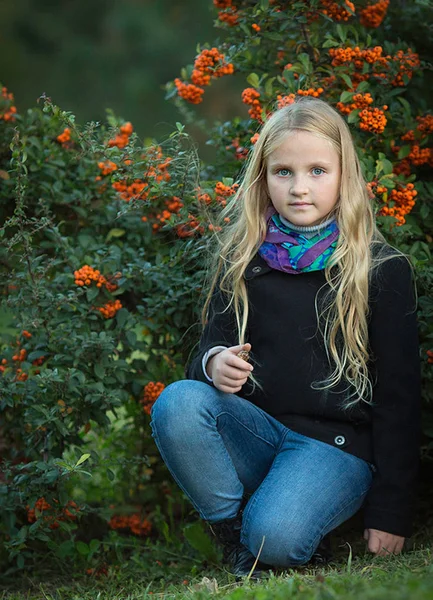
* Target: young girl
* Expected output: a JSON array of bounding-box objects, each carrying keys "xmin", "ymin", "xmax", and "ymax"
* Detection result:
[{"xmin": 150, "ymin": 97, "xmax": 421, "ymax": 578}]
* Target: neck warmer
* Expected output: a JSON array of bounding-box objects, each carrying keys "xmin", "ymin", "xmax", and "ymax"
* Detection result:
[{"xmin": 258, "ymin": 207, "xmax": 339, "ymax": 274}]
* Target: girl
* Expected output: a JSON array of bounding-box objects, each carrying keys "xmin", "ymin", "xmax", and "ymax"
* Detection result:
[{"xmin": 150, "ymin": 97, "xmax": 421, "ymax": 578}]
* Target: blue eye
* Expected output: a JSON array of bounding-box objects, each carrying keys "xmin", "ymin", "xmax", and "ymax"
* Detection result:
[
  {"xmin": 278, "ymin": 168, "xmax": 290, "ymax": 176},
  {"xmin": 312, "ymin": 168, "xmax": 324, "ymax": 175}
]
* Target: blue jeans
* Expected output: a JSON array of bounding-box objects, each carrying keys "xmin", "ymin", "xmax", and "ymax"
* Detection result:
[{"xmin": 150, "ymin": 380, "xmax": 373, "ymax": 567}]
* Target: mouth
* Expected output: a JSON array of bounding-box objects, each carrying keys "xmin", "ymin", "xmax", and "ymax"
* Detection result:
[{"xmin": 291, "ymin": 203, "xmax": 311, "ymax": 207}]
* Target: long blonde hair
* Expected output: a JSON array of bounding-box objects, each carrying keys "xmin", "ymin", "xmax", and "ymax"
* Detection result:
[{"xmin": 201, "ymin": 96, "xmax": 407, "ymax": 407}]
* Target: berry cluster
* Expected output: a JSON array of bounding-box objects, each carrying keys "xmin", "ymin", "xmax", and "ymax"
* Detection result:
[
  {"xmin": 214, "ymin": 0, "xmax": 239, "ymax": 26},
  {"xmin": 27, "ymin": 498, "xmax": 79, "ymax": 530},
  {"xmin": 320, "ymin": 0, "xmax": 355, "ymax": 22},
  {"xmin": 56, "ymin": 128, "xmax": 71, "ymax": 145},
  {"xmin": 174, "ymin": 79, "xmax": 205, "ymax": 104},
  {"xmin": 379, "ymin": 183, "xmax": 417, "ymax": 226},
  {"xmin": 329, "ymin": 45, "xmax": 420, "ymax": 88},
  {"xmin": 96, "ymin": 299, "xmax": 123, "ymax": 319},
  {"xmin": 337, "ymin": 92, "xmax": 374, "ymax": 115},
  {"xmin": 392, "ymin": 49, "xmax": 420, "ymax": 87},
  {"xmin": 277, "ymin": 94, "xmax": 296, "ymax": 109},
  {"xmin": 191, "ymin": 48, "xmax": 234, "ymax": 86},
  {"xmin": 74, "ymin": 265, "xmax": 119, "ymax": 292},
  {"xmin": 0, "ymin": 86, "xmax": 17, "ymax": 121},
  {"xmin": 175, "ymin": 47, "xmax": 234, "ymax": 105},
  {"xmin": 112, "ymin": 179, "xmax": 149, "ymax": 202},
  {"xmin": 98, "ymin": 160, "xmax": 118, "ymax": 176},
  {"xmin": 226, "ymin": 138, "xmax": 249, "ymax": 160},
  {"xmin": 416, "ymin": 114, "xmax": 433, "ymax": 136},
  {"xmin": 359, "ymin": 106, "xmax": 387, "ymax": 134},
  {"xmin": 57, "ymin": 399, "xmax": 73, "ymax": 416},
  {"xmin": 109, "ymin": 514, "xmax": 152, "ymax": 536},
  {"xmin": 141, "ymin": 381, "xmax": 166, "ymax": 414},
  {"xmin": 142, "ymin": 196, "xmax": 183, "ymax": 232},
  {"xmin": 359, "ymin": 0, "xmax": 390, "ymax": 28},
  {"xmin": 241, "ymin": 88, "xmax": 262, "ymax": 121},
  {"xmin": 175, "ymin": 214, "xmax": 205, "ymax": 238},
  {"xmin": 337, "ymin": 93, "xmax": 387, "ymax": 134},
  {"xmin": 108, "ymin": 122, "xmax": 133, "ymax": 149},
  {"xmin": 215, "ymin": 181, "xmax": 239, "ymax": 207},
  {"xmin": 297, "ymin": 87, "xmax": 324, "ymax": 98},
  {"xmin": 97, "ymin": 146, "xmax": 171, "ymax": 203}
]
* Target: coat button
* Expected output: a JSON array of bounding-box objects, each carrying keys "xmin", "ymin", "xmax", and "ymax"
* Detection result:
[
  {"xmin": 334, "ymin": 435, "xmax": 346, "ymax": 446},
  {"xmin": 252, "ymin": 266, "xmax": 262, "ymax": 273}
]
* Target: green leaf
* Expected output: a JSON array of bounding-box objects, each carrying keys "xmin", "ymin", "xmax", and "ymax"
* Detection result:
[
  {"xmin": 246, "ymin": 73, "xmax": 260, "ymax": 89},
  {"xmin": 106, "ymin": 228, "xmax": 126, "ymax": 242},
  {"xmin": 340, "ymin": 91, "xmax": 353, "ymax": 103},
  {"xmin": 356, "ymin": 80, "xmax": 369, "ymax": 93},
  {"xmin": 183, "ymin": 522, "xmax": 219, "ymax": 561},
  {"xmin": 260, "ymin": 0, "xmax": 269, "ymax": 9},
  {"xmin": 336, "ymin": 24, "xmax": 346, "ymax": 43},
  {"xmin": 75, "ymin": 453, "xmax": 91, "ymax": 467},
  {"xmin": 106, "ymin": 468, "xmax": 115, "ymax": 481},
  {"xmin": 89, "ymin": 539, "xmax": 101, "ymax": 552},
  {"xmin": 398, "ymin": 145, "xmax": 411, "ymax": 159},
  {"xmin": 264, "ymin": 77, "xmax": 275, "ymax": 97},
  {"xmin": 263, "ymin": 32, "xmax": 283, "ymax": 41},
  {"xmin": 94, "ymin": 363, "xmax": 105, "ymax": 379},
  {"xmin": 380, "ymin": 159, "xmax": 394, "ymax": 176},
  {"xmin": 116, "ymin": 308, "xmax": 128, "ymax": 328},
  {"xmin": 347, "ymin": 109, "xmax": 360, "ymax": 124},
  {"xmin": 86, "ymin": 286, "xmax": 99, "ymax": 302},
  {"xmin": 340, "ymin": 73, "xmax": 353, "ymax": 89},
  {"xmin": 76, "ymin": 541, "xmax": 89, "ymax": 556}
]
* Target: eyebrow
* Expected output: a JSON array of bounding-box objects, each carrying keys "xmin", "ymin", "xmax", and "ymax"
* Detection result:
[{"xmin": 268, "ymin": 160, "xmax": 334, "ymax": 169}]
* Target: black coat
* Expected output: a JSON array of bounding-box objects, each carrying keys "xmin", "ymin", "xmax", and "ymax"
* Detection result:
[{"xmin": 186, "ymin": 247, "xmax": 422, "ymax": 537}]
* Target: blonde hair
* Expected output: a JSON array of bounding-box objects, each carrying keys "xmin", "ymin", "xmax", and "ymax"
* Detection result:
[{"xmin": 201, "ymin": 96, "xmax": 408, "ymax": 408}]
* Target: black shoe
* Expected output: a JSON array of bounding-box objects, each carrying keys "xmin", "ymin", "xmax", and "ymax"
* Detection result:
[
  {"xmin": 209, "ymin": 514, "xmax": 271, "ymax": 579},
  {"xmin": 309, "ymin": 534, "xmax": 333, "ymax": 566}
]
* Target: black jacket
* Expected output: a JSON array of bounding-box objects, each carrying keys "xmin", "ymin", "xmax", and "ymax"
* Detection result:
[{"xmin": 186, "ymin": 248, "xmax": 422, "ymax": 537}]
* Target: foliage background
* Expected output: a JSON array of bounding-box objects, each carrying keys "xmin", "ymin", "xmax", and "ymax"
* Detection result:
[{"xmin": 0, "ymin": 0, "xmax": 432, "ymax": 580}]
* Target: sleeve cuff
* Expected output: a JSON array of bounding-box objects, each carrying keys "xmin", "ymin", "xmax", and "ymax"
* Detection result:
[
  {"xmin": 363, "ymin": 508, "xmax": 413, "ymax": 538},
  {"xmin": 202, "ymin": 346, "xmax": 228, "ymax": 382}
]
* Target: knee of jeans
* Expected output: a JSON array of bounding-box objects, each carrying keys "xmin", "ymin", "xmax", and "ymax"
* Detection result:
[
  {"xmin": 242, "ymin": 511, "xmax": 316, "ymax": 567},
  {"xmin": 150, "ymin": 379, "xmax": 214, "ymax": 439}
]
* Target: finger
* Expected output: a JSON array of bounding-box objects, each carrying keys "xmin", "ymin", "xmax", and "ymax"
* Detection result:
[
  {"xmin": 217, "ymin": 365, "xmax": 251, "ymax": 381},
  {"xmin": 228, "ymin": 343, "xmax": 251, "ymax": 355},
  {"xmin": 363, "ymin": 529, "xmax": 369, "ymax": 541},
  {"xmin": 395, "ymin": 541, "xmax": 404, "ymax": 554},
  {"xmin": 219, "ymin": 374, "xmax": 248, "ymax": 388},
  {"xmin": 225, "ymin": 355, "xmax": 254, "ymax": 372},
  {"xmin": 368, "ymin": 536, "xmax": 381, "ymax": 554},
  {"xmin": 218, "ymin": 383, "xmax": 243, "ymax": 394}
]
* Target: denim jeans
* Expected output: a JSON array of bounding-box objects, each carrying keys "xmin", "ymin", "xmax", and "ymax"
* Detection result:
[{"xmin": 150, "ymin": 379, "xmax": 373, "ymax": 567}]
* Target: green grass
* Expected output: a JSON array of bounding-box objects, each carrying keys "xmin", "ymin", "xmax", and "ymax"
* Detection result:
[{"xmin": 1, "ymin": 530, "xmax": 433, "ymax": 600}]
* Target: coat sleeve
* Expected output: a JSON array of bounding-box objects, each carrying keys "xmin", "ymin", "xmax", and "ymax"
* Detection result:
[
  {"xmin": 363, "ymin": 254, "xmax": 422, "ymax": 537},
  {"xmin": 185, "ymin": 284, "xmax": 238, "ymax": 383}
]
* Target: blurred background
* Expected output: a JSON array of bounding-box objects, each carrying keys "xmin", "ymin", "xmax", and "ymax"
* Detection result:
[{"xmin": 0, "ymin": 0, "xmax": 246, "ymax": 144}]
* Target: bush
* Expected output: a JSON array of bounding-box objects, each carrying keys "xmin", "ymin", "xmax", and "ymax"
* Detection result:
[{"xmin": 1, "ymin": 0, "xmax": 432, "ymax": 573}]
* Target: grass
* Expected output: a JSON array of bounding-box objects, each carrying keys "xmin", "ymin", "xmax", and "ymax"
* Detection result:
[{"xmin": 1, "ymin": 520, "xmax": 433, "ymax": 600}]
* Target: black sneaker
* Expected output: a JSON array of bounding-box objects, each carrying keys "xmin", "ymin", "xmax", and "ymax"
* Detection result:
[
  {"xmin": 209, "ymin": 515, "xmax": 271, "ymax": 579},
  {"xmin": 308, "ymin": 534, "xmax": 333, "ymax": 566}
]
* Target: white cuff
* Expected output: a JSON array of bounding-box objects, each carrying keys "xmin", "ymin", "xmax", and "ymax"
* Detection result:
[{"xmin": 202, "ymin": 346, "xmax": 228, "ymax": 382}]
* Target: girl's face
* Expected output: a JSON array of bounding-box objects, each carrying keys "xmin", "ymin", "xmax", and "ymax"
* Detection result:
[{"xmin": 266, "ymin": 130, "xmax": 341, "ymax": 227}]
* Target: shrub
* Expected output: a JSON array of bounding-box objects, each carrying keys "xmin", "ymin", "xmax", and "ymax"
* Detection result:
[{"xmin": 1, "ymin": 0, "xmax": 432, "ymax": 572}]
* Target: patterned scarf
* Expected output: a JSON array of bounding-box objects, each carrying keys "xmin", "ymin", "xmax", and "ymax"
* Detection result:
[{"xmin": 258, "ymin": 207, "xmax": 339, "ymax": 274}]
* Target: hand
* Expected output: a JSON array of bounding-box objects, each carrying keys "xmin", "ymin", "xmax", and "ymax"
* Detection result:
[
  {"xmin": 207, "ymin": 343, "xmax": 254, "ymax": 394},
  {"xmin": 363, "ymin": 528, "xmax": 405, "ymax": 556}
]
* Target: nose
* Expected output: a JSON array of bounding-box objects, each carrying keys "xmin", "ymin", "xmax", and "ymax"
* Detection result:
[{"xmin": 290, "ymin": 176, "xmax": 309, "ymax": 197}]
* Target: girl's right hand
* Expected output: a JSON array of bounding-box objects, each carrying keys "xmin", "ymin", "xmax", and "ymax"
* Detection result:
[{"xmin": 206, "ymin": 343, "xmax": 254, "ymax": 394}]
